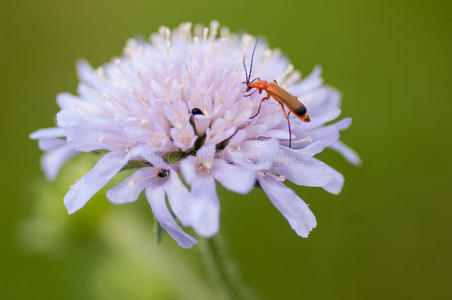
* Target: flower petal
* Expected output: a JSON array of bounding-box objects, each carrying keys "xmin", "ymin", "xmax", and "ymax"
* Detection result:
[
  {"xmin": 258, "ymin": 176, "xmax": 316, "ymax": 238},
  {"xmin": 163, "ymin": 172, "xmax": 191, "ymax": 226},
  {"xmin": 56, "ymin": 109, "xmax": 83, "ymax": 128},
  {"xmin": 193, "ymin": 114, "xmax": 211, "ymax": 135},
  {"xmin": 291, "ymin": 125, "xmax": 339, "ymax": 149},
  {"xmin": 280, "ymin": 141, "xmax": 327, "ymax": 158},
  {"xmin": 196, "ymin": 143, "xmax": 216, "ymax": 162},
  {"xmin": 170, "ymin": 126, "xmax": 197, "ymax": 151},
  {"xmin": 38, "ymin": 138, "xmax": 66, "ymax": 152},
  {"xmin": 188, "ymin": 176, "xmax": 220, "ymax": 237},
  {"xmin": 41, "ymin": 144, "xmax": 78, "ymax": 180},
  {"xmin": 66, "ymin": 118, "xmax": 128, "ymax": 152},
  {"xmin": 330, "ymin": 141, "xmax": 362, "ymax": 166},
  {"xmin": 57, "ymin": 92, "xmax": 100, "ymax": 113},
  {"xmin": 106, "ymin": 167, "xmax": 154, "ymax": 204},
  {"xmin": 180, "ymin": 156, "xmax": 197, "ymax": 184},
  {"xmin": 333, "ymin": 118, "xmax": 352, "ymax": 131},
  {"xmin": 293, "ymin": 107, "xmax": 341, "ymax": 130},
  {"xmin": 213, "ymin": 159, "xmax": 255, "ymax": 194},
  {"xmin": 30, "ymin": 128, "xmax": 66, "ymax": 139},
  {"xmin": 76, "ymin": 59, "xmax": 106, "ymax": 89},
  {"xmin": 321, "ymin": 167, "xmax": 344, "ymax": 194},
  {"xmin": 145, "ymin": 187, "xmax": 197, "ymax": 248},
  {"xmin": 64, "ymin": 151, "xmax": 129, "ymax": 214},
  {"xmin": 301, "ymin": 86, "xmax": 342, "ymax": 118},
  {"xmin": 272, "ymin": 154, "xmax": 344, "ymax": 194},
  {"xmin": 226, "ymin": 138, "xmax": 280, "ymax": 171},
  {"xmin": 287, "ymin": 66, "xmax": 323, "ymax": 95},
  {"xmin": 132, "ymin": 145, "xmax": 167, "ymax": 167}
]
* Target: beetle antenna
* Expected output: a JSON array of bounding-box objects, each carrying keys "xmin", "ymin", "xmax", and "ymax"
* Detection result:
[
  {"xmin": 248, "ymin": 38, "xmax": 259, "ymax": 81},
  {"xmin": 242, "ymin": 56, "xmax": 249, "ymax": 83}
]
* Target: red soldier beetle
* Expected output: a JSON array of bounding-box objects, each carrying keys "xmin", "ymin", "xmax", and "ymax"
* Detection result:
[{"xmin": 243, "ymin": 40, "xmax": 311, "ymax": 148}]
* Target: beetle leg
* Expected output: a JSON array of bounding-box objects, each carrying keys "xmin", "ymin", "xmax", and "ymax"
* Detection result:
[
  {"xmin": 250, "ymin": 93, "xmax": 271, "ymax": 119},
  {"xmin": 288, "ymin": 112, "xmax": 292, "ymax": 148},
  {"xmin": 279, "ymin": 103, "xmax": 292, "ymax": 148},
  {"xmin": 243, "ymin": 89, "xmax": 257, "ymax": 97}
]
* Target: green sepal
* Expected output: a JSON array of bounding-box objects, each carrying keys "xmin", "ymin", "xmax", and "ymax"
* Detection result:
[
  {"xmin": 154, "ymin": 219, "xmax": 166, "ymax": 245},
  {"xmin": 120, "ymin": 160, "xmax": 152, "ymax": 171}
]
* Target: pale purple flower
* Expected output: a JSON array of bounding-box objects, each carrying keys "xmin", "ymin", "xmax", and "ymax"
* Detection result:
[{"xmin": 30, "ymin": 21, "xmax": 359, "ymax": 248}]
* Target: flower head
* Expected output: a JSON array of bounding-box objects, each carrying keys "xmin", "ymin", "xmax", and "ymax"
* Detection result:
[{"xmin": 31, "ymin": 21, "xmax": 360, "ymax": 248}]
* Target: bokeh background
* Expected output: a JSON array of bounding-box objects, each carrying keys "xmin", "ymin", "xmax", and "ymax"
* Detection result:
[{"xmin": 1, "ymin": 0, "xmax": 451, "ymax": 299}]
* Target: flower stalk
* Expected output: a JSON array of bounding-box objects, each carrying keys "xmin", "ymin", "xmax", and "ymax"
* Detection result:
[{"xmin": 199, "ymin": 235, "xmax": 253, "ymax": 300}]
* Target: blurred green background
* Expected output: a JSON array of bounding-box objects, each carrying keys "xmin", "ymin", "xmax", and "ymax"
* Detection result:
[{"xmin": 1, "ymin": 0, "xmax": 451, "ymax": 299}]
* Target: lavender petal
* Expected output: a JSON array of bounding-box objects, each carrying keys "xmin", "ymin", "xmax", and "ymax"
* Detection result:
[
  {"xmin": 258, "ymin": 176, "xmax": 316, "ymax": 238},
  {"xmin": 164, "ymin": 172, "xmax": 191, "ymax": 226},
  {"xmin": 41, "ymin": 144, "xmax": 78, "ymax": 181},
  {"xmin": 272, "ymin": 155, "xmax": 344, "ymax": 194},
  {"xmin": 213, "ymin": 159, "xmax": 255, "ymax": 194},
  {"xmin": 330, "ymin": 141, "xmax": 362, "ymax": 166},
  {"xmin": 64, "ymin": 151, "xmax": 129, "ymax": 214},
  {"xmin": 145, "ymin": 187, "xmax": 198, "ymax": 249},
  {"xmin": 107, "ymin": 167, "xmax": 154, "ymax": 204},
  {"xmin": 188, "ymin": 176, "xmax": 220, "ymax": 237}
]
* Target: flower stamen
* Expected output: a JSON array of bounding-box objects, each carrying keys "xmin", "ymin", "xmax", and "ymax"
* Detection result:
[
  {"xmin": 258, "ymin": 171, "xmax": 286, "ymax": 182},
  {"xmin": 99, "ymin": 137, "xmax": 132, "ymax": 152},
  {"xmin": 197, "ymin": 159, "xmax": 212, "ymax": 174},
  {"xmin": 114, "ymin": 59, "xmax": 125, "ymax": 76}
]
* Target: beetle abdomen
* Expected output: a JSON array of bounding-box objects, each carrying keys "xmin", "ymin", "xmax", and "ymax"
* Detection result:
[
  {"xmin": 267, "ymin": 82, "xmax": 310, "ymax": 122},
  {"xmin": 293, "ymin": 105, "xmax": 307, "ymax": 116}
]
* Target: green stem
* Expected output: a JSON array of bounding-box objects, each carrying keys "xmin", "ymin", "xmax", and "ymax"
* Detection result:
[{"xmin": 198, "ymin": 235, "xmax": 253, "ymax": 300}]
